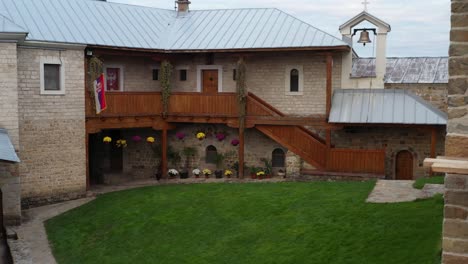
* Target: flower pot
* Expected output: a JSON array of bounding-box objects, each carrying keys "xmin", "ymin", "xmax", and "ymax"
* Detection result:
[
  {"xmin": 194, "ymin": 174, "xmax": 200, "ymax": 178},
  {"xmin": 180, "ymin": 172, "xmax": 189, "ymax": 179},
  {"xmin": 250, "ymin": 174, "xmax": 257, "ymax": 179},
  {"xmin": 204, "ymin": 174, "xmax": 210, "ymax": 178},
  {"xmin": 215, "ymin": 170, "xmax": 223, "ymax": 178}
]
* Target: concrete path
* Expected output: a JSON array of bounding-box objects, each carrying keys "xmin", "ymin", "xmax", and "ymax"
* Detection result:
[
  {"xmin": 366, "ymin": 180, "xmax": 444, "ymax": 203},
  {"xmin": 8, "ymin": 198, "xmax": 94, "ymax": 264}
]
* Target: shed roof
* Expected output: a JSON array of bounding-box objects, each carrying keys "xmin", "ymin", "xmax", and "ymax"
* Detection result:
[
  {"xmin": 0, "ymin": 0, "xmax": 348, "ymax": 51},
  {"xmin": 351, "ymin": 57, "xmax": 448, "ymax": 84},
  {"xmin": 329, "ymin": 89, "xmax": 447, "ymax": 125},
  {"xmin": 0, "ymin": 129, "xmax": 19, "ymax": 163}
]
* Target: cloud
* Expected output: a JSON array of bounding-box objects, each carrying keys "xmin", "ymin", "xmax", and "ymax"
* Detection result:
[{"xmin": 110, "ymin": 0, "xmax": 449, "ymax": 57}]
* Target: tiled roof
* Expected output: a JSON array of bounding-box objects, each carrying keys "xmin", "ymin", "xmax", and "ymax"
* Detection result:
[{"xmin": 0, "ymin": 0, "xmax": 348, "ymax": 51}]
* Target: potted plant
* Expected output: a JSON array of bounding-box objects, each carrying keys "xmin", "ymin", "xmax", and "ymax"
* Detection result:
[
  {"xmin": 256, "ymin": 170, "xmax": 265, "ymax": 180},
  {"xmin": 168, "ymin": 169, "xmax": 179, "ymax": 179},
  {"xmin": 181, "ymin": 147, "xmax": 197, "ymax": 179},
  {"xmin": 203, "ymin": 169, "xmax": 212, "ymax": 178},
  {"xmin": 261, "ymin": 158, "xmax": 273, "ymax": 178},
  {"xmin": 249, "ymin": 166, "xmax": 258, "ymax": 179},
  {"xmin": 214, "ymin": 153, "xmax": 225, "ymax": 178},
  {"xmin": 192, "ymin": 168, "xmax": 201, "ymax": 178},
  {"xmin": 224, "ymin": 169, "xmax": 233, "ymax": 178}
]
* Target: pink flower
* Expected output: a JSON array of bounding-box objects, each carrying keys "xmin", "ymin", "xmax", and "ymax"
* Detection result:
[
  {"xmin": 231, "ymin": 139, "xmax": 240, "ymax": 146},
  {"xmin": 176, "ymin": 132, "xmax": 186, "ymax": 140},
  {"xmin": 132, "ymin": 135, "xmax": 142, "ymax": 142},
  {"xmin": 216, "ymin": 133, "xmax": 226, "ymax": 141}
]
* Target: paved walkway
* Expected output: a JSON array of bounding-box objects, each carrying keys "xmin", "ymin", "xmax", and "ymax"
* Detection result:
[{"xmin": 366, "ymin": 180, "xmax": 444, "ymax": 203}]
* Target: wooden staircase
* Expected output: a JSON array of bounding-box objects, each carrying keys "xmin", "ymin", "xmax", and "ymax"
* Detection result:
[{"xmin": 247, "ymin": 93, "xmax": 328, "ymax": 169}]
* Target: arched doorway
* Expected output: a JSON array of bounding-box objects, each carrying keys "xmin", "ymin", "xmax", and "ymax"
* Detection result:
[
  {"xmin": 395, "ymin": 150, "xmax": 414, "ymax": 180},
  {"xmin": 272, "ymin": 148, "xmax": 285, "ymax": 167}
]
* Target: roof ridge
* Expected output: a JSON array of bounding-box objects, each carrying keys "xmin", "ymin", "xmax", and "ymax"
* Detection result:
[{"xmin": 87, "ymin": 0, "xmax": 174, "ymax": 12}]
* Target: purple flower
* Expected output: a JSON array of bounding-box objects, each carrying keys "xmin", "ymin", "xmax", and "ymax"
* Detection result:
[
  {"xmin": 132, "ymin": 135, "xmax": 142, "ymax": 142},
  {"xmin": 231, "ymin": 139, "xmax": 240, "ymax": 146},
  {"xmin": 176, "ymin": 132, "xmax": 186, "ymax": 140},
  {"xmin": 216, "ymin": 133, "xmax": 226, "ymax": 141}
]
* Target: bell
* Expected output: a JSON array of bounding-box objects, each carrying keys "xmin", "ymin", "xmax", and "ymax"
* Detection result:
[{"xmin": 357, "ymin": 30, "xmax": 372, "ymax": 46}]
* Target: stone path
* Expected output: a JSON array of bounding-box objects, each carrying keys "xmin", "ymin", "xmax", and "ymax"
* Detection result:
[
  {"xmin": 366, "ymin": 179, "xmax": 444, "ymax": 203},
  {"xmin": 8, "ymin": 198, "xmax": 94, "ymax": 264}
]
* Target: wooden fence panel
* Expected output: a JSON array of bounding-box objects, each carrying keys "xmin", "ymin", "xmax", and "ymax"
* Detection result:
[{"xmin": 327, "ymin": 149, "xmax": 386, "ymax": 174}]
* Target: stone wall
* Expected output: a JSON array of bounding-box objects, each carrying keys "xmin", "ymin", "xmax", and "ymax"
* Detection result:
[
  {"xmin": 385, "ymin": 83, "xmax": 448, "ymax": 112},
  {"xmin": 332, "ymin": 126, "xmax": 445, "ymax": 179},
  {"xmin": 0, "ymin": 42, "xmax": 21, "ymax": 224},
  {"xmin": 101, "ymin": 51, "xmax": 342, "ymax": 115},
  {"xmin": 17, "ymin": 47, "xmax": 87, "ymax": 207},
  {"xmin": 441, "ymin": 1, "xmax": 468, "ymax": 262}
]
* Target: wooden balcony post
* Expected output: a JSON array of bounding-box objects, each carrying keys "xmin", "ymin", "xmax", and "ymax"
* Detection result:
[
  {"xmin": 326, "ymin": 54, "xmax": 333, "ymax": 119},
  {"xmin": 162, "ymin": 127, "xmax": 168, "ymax": 179}
]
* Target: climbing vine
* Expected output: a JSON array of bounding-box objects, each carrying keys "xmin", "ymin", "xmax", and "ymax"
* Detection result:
[{"xmin": 160, "ymin": 60, "xmax": 173, "ymax": 118}]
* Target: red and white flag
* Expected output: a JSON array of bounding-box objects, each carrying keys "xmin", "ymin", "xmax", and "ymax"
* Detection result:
[{"xmin": 93, "ymin": 74, "xmax": 107, "ymax": 114}]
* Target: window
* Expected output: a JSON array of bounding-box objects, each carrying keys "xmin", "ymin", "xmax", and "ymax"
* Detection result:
[
  {"xmin": 206, "ymin": 145, "xmax": 217, "ymax": 164},
  {"xmin": 233, "ymin": 69, "xmax": 237, "ymax": 81},
  {"xmin": 40, "ymin": 57, "xmax": 65, "ymax": 95},
  {"xmin": 104, "ymin": 65, "xmax": 124, "ymax": 91},
  {"xmin": 179, "ymin": 69, "xmax": 187, "ymax": 81},
  {"xmin": 272, "ymin": 148, "xmax": 285, "ymax": 167},
  {"xmin": 44, "ymin": 64, "xmax": 61, "ymax": 91},
  {"xmin": 285, "ymin": 65, "xmax": 303, "ymax": 95},
  {"xmin": 152, "ymin": 69, "xmax": 159, "ymax": 81},
  {"xmin": 290, "ymin": 69, "xmax": 299, "ymax": 92}
]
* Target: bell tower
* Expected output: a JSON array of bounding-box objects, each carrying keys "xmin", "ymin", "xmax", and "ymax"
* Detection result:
[{"xmin": 339, "ymin": 6, "xmax": 391, "ymax": 89}]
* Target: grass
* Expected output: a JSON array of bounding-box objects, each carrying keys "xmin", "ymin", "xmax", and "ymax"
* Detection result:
[
  {"xmin": 45, "ymin": 182, "xmax": 443, "ymax": 264},
  {"xmin": 413, "ymin": 176, "xmax": 445, "ymax": 189}
]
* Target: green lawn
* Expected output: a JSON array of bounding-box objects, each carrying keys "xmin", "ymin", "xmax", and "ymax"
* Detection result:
[
  {"xmin": 413, "ymin": 176, "xmax": 445, "ymax": 189},
  {"xmin": 45, "ymin": 182, "xmax": 443, "ymax": 264}
]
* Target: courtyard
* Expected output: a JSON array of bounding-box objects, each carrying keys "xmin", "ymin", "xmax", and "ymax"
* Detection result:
[{"xmin": 44, "ymin": 181, "xmax": 443, "ymax": 264}]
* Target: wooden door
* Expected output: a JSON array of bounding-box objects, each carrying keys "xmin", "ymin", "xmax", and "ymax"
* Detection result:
[
  {"xmin": 395, "ymin": 150, "xmax": 413, "ymax": 180},
  {"xmin": 202, "ymin": 70, "xmax": 218, "ymax": 93}
]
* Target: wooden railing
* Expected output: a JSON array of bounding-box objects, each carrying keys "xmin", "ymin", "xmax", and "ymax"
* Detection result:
[
  {"xmin": 86, "ymin": 92, "xmax": 238, "ymax": 117},
  {"xmin": 326, "ymin": 148, "xmax": 386, "ymax": 174}
]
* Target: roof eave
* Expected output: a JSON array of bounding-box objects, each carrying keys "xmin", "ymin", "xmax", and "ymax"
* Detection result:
[{"xmin": 0, "ymin": 32, "xmax": 27, "ymax": 42}]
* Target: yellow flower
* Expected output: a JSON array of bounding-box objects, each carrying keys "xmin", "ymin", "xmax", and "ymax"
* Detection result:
[
  {"xmin": 256, "ymin": 171, "xmax": 265, "ymax": 176},
  {"xmin": 196, "ymin": 132, "xmax": 206, "ymax": 139},
  {"xmin": 146, "ymin": 137, "xmax": 155, "ymax": 143},
  {"xmin": 224, "ymin": 170, "xmax": 233, "ymax": 176},
  {"xmin": 116, "ymin": 139, "xmax": 127, "ymax": 148},
  {"xmin": 202, "ymin": 169, "xmax": 212, "ymax": 175},
  {"xmin": 103, "ymin": 136, "xmax": 112, "ymax": 143}
]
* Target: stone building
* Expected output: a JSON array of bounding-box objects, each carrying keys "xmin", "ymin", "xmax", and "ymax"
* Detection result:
[{"xmin": 0, "ymin": 0, "xmax": 447, "ymax": 224}]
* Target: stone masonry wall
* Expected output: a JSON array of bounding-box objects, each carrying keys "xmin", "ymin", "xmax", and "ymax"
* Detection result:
[
  {"xmin": 101, "ymin": 51, "xmax": 341, "ymax": 115},
  {"xmin": 17, "ymin": 47, "xmax": 86, "ymax": 207},
  {"xmin": 0, "ymin": 42, "xmax": 21, "ymax": 224},
  {"xmin": 442, "ymin": 1, "xmax": 468, "ymax": 263},
  {"xmin": 385, "ymin": 83, "xmax": 448, "ymax": 112},
  {"xmin": 332, "ymin": 126, "xmax": 445, "ymax": 179}
]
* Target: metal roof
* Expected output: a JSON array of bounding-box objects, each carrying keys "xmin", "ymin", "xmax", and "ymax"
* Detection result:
[
  {"xmin": 351, "ymin": 57, "xmax": 449, "ymax": 84},
  {"xmin": 329, "ymin": 89, "xmax": 447, "ymax": 125},
  {"xmin": 0, "ymin": 129, "xmax": 20, "ymax": 163},
  {"xmin": 0, "ymin": 14, "xmax": 27, "ymax": 33},
  {"xmin": 0, "ymin": 0, "xmax": 348, "ymax": 51}
]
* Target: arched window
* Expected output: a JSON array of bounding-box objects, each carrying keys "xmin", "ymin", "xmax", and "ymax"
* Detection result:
[
  {"xmin": 206, "ymin": 145, "xmax": 217, "ymax": 164},
  {"xmin": 290, "ymin": 69, "xmax": 299, "ymax": 92},
  {"xmin": 272, "ymin": 148, "xmax": 285, "ymax": 167}
]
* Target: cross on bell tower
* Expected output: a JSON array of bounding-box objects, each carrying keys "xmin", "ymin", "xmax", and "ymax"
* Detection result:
[{"xmin": 362, "ymin": 0, "xmax": 370, "ymax": 11}]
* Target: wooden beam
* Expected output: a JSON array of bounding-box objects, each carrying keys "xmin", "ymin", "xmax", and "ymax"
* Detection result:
[
  {"xmin": 326, "ymin": 54, "xmax": 333, "ymax": 118},
  {"xmin": 162, "ymin": 127, "xmax": 168, "ymax": 179},
  {"xmin": 432, "ymin": 162, "xmax": 468, "ymax": 174}
]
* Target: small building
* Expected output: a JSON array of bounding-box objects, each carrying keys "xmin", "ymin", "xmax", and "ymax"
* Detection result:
[{"xmin": 0, "ymin": 0, "xmax": 446, "ymax": 223}]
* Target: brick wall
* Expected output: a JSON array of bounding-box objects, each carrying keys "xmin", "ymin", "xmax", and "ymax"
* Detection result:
[
  {"xmin": 0, "ymin": 42, "xmax": 21, "ymax": 224},
  {"xmin": 442, "ymin": 1, "xmax": 468, "ymax": 262},
  {"xmin": 332, "ymin": 127, "xmax": 445, "ymax": 179},
  {"xmin": 101, "ymin": 51, "xmax": 341, "ymax": 115},
  {"xmin": 17, "ymin": 47, "xmax": 87, "ymax": 207}
]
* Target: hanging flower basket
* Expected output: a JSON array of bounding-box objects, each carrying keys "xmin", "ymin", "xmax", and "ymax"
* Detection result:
[
  {"xmin": 176, "ymin": 132, "xmax": 186, "ymax": 140},
  {"xmin": 132, "ymin": 135, "xmax": 142, "ymax": 142},
  {"xmin": 231, "ymin": 139, "xmax": 240, "ymax": 146},
  {"xmin": 116, "ymin": 139, "xmax": 127, "ymax": 148},
  {"xmin": 215, "ymin": 133, "xmax": 226, "ymax": 141},
  {"xmin": 103, "ymin": 136, "xmax": 112, "ymax": 144},
  {"xmin": 196, "ymin": 132, "xmax": 206, "ymax": 140},
  {"xmin": 146, "ymin": 137, "xmax": 155, "ymax": 144}
]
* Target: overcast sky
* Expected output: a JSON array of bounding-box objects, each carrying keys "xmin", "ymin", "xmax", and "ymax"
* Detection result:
[{"xmin": 110, "ymin": 0, "xmax": 449, "ymax": 57}]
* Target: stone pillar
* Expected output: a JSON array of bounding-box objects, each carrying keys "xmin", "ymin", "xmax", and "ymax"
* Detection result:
[
  {"xmin": 442, "ymin": 1, "xmax": 468, "ymax": 262},
  {"xmin": 0, "ymin": 42, "xmax": 21, "ymax": 224},
  {"xmin": 285, "ymin": 151, "xmax": 301, "ymax": 178}
]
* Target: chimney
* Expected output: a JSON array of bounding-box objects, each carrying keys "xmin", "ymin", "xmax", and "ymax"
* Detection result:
[{"xmin": 176, "ymin": 0, "xmax": 191, "ymax": 13}]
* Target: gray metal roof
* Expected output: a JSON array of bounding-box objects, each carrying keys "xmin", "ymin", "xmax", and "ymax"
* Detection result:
[
  {"xmin": 0, "ymin": 14, "xmax": 27, "ymax": 33},
  {"xmin": 329, "ymin": 89, "xmax": 447, "ymax": 125},
  {"xmin": 0, "ymin": 0, "xmax": 348, "ymax": 51},
  {"xmin": 351, "ymin": 57, "xmax": 448, "ymax": 84},
  {"xmin": 0, "ymin": 129, "xmax": 20, "ymax": 163}
]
